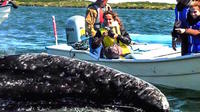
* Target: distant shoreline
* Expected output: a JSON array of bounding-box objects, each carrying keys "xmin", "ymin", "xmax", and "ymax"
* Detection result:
[{"xmin": 15, "ymin": 1, "xmax": 176, "ymax": 10}]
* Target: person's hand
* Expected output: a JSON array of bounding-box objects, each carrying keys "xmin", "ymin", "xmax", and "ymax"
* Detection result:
[
  {"xmin": 108, "ymin": 28, "xmax": 115, "ymax": 38},
  {"xmin": 113, "ymin": 34, "xmax": 118, "ymax": 39},
  {"xmin": 172, "ymin": 36, "xmax": 177, "ymax": 51},
  {"xmin": 172, "ymin": 36, "xmax": 181, "ymax": 51},
  {"xmin": 102, "ymin": 31, "xmax": 108, "ymax": 37},
  {"xmin": 100, "ymin": 31, "xmax": 107, "ymax": 40},
  {"xmin": 175, "ymin": 28, "xmax": 186, "ymax": 34}
]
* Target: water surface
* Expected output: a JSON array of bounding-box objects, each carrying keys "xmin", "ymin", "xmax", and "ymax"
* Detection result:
[{"xmin": 0, "ymin": 6, "xmax": 200, "ymax": 112}]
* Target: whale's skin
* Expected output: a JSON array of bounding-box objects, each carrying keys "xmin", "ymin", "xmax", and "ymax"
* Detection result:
[{"xmin": 0, "ymin": 54, "xmax": 169, "ymax": 111}]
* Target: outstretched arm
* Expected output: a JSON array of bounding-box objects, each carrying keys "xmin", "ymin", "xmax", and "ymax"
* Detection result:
[
  {"xmin": 176, "ymin": 28, "xmax": 200, "ymax": 36},
  {"xmin": 185, "ymin": 28, "xmax": 200, "ymax": 36}
]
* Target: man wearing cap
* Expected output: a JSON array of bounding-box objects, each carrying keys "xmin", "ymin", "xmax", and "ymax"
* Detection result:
[
  {"xmin": 172, "ymin": 0, "xmax": 200, "ymax": 55},
  {"xmin": 85, "ymin": 0, "xmax": 111, "ymax": 57}
]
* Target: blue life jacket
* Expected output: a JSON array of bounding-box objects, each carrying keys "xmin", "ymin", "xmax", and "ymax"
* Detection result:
[
  {"xmin": 175, "ymin": 6, "xmax": 189, "ymax": 28},
  {"xmin": 188, "ymin": 21, "xmax": 200, "ymax": 54}
]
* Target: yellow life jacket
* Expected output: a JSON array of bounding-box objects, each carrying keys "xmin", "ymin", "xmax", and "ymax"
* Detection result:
[{"xmin": 100, "ymin": 22, "xmax": 131, "ymax": 55}]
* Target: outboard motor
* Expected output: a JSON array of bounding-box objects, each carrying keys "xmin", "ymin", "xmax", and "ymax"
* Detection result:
[{"xmin": 66, "ymin": 15, "xmax": 86, "ymax": 45}]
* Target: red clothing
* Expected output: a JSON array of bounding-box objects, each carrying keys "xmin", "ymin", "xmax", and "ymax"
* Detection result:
[
  {"xmin": 99, "ymin": 8, "xmax": 104, "ymax": 24},
  {"xmin": 1, "ymin": 0, "xmax": 8, "ymax": 6}
]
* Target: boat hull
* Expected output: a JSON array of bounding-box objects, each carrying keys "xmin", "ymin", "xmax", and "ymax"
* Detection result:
[
  {"xmin": 0, "ymin": 5, "xmax": 11, "ymax": 24},
  {"xmin": 94, "ymin": 57, "xmax": 200, "ymax": 91},
  {"xmin": 46, "ymin": 44, "xmax": 200, "ymax": 91}
]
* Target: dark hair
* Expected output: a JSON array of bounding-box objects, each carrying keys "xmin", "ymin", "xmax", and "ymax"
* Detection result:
[
  {"xmin": 176, "ymin": 3, "xmax": 186, "ymax": 11},
  {"xmin": 104, "ymin": 46, "xmax": 119, "ymax": 59},
  {"xmin": 176, "ymin": 0, "xmax": 192, "ymax": 6}
]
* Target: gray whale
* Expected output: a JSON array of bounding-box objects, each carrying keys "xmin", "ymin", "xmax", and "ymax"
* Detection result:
[{"xmin": 0, "ymin": 54, "xmax": 169, "ymax": 111}]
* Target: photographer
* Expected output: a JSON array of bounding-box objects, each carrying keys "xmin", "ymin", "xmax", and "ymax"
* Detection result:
[{"xmin": 92, "ymin": 11, "xmax": 134, "ymax": 59}]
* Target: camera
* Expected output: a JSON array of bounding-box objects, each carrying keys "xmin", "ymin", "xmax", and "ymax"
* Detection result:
[{"xmin": 105, "ymin": 27, "xmax": 115, "ymax": 38}]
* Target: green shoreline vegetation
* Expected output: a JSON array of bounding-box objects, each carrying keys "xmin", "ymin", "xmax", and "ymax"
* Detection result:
[{"xmin": 15, "ymin": 0, "xmax": 176, "ymax": 10}]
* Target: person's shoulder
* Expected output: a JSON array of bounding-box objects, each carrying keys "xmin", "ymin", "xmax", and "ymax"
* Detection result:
[{"xmin": 87, "ymin": 3, "xmax": 97, "ymax": 9}]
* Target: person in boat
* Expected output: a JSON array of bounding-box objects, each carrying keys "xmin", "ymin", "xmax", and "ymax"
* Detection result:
[
  {"xmin": 85, "ymin": 0, "xmax": 111, "ymax": 37},
  {"xmin": 85, "ymin": 0, "xmax": 111, "ymax": 57},
  {"xmin": 172, "ymin": 0, "xmax": 200, "ymax": 55},
  {"xmin": 175, "ymin": 4, "xmax": 200, "ymax": 54},
  {"xmin": 0, "ymin": 0, "xmax": 18, "ymax": 8},
  {"xmin": 91, "ymin": 11, "xmax": 134, "ymax": 59},
  {"xmin": 0, "ymin": 0, "xmax": 8, "ymax": 6}
]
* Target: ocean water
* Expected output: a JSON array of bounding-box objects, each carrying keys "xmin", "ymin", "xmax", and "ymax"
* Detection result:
[{"xmin": 0, "ymin": 6, "xmax": 200, "ymax": 112}]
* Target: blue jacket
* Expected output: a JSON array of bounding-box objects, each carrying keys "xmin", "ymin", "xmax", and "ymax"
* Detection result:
[
  {"xmin": 175, "ymin": 6, "xmax": 189, "ymax": 28},
  {"xmin": 188, "ymin": 21, "xmax": 200, "ymax": 53}
]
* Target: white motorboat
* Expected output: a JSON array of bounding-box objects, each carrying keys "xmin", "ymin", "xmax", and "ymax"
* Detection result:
[
  {"xmin": 46, "ymin": 15, "xmax": 200, "ymax": 91},
  {"xmin": 0, "ymin": 5, "xmax": 11, "ymax": 24},
  {"xmin": 0, "ymin": 0, "xmax": 18, "ymax": 24}
]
